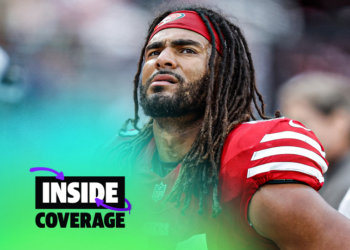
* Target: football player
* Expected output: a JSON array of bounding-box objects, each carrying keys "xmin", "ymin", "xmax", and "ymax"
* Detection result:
[{"xmin": 102, "ymin": 5, "xmax": 350, "ymax": 250}]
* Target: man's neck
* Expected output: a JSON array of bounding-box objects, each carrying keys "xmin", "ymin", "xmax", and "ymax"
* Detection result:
[{"xmin": 153, "ymin": 115, "xmax": 203, "ymax": 162}]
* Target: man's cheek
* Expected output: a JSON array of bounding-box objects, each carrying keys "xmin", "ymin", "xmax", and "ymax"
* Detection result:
[
  {"xmin": 141, "ymin": 62, "xmax": 155, "ymax": 82},
  {"xmin": 187, "ymin": 69, "xmax": 204, "ymax": 82}
]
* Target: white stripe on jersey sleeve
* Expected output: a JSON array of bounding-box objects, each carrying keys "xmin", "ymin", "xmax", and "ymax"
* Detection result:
[
  {"xmin": 289, "ymin": 120, "xmax": 311, "ymax": 131},
  {"xmin": 247, "ymin": 162, "xmax": 324, "ymax": 183},
  {"xmin": 243, "ymin": 117, "xmax": 285, "ymax": 124},
  {"xmin": 251, "ymin": 146, "xmax": 328, "ymax": 173},
  {"xmin": 260, "ymin": 131, "xmax": 326, "ymax": 158}
]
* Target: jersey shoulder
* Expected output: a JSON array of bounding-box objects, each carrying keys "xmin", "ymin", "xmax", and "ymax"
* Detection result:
[
  {"xmin": 98, "ymin": 129, "xmax": 139, "ymax": 152},
  {"xmin": 220, "ymin": 117, "xmax": 327, "ymax": 197},
  {"xmin": 93, "ymin": 130, "xmax": 139, "ymax": 168},
  {"xmin": 221, "ymin": 117, "xmax": 325, "ymax": 166}
]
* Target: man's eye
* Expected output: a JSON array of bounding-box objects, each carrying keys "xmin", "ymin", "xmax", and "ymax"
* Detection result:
[
  {"xmin": 149, "ymin": 51, "xmax": 160, "ymax": 57},
  {"xmin": 182, "ymin": 49, "xmax": 195, "ymax": 54}
]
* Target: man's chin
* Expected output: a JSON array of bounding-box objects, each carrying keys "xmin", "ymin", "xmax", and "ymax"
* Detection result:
[{"xmin": 141, "ymin": 95, "xmax": 188, "ymax": 118}]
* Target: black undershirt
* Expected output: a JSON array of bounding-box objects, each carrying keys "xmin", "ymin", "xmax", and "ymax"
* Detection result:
[{"xmin": 151, "ymin": 149, "xmax": 180, "ymax": 178}]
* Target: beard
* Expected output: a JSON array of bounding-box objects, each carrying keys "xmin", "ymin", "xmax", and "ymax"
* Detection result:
[{"xmin": 140, "ymin": 70, "xmax": 209, "ymax": 118}]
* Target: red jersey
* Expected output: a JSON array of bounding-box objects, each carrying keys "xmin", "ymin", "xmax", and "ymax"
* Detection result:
[{"xmin": 101, "ymin": 118, "xmax": 327, "ymax": 250}]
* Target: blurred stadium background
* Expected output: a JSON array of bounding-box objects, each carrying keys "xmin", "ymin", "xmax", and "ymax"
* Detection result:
[{"xmin": 1, "ymin": 0, "xmax": 350, "ymax": 167}]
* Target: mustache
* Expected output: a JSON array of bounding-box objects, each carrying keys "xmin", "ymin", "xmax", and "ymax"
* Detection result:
[{"xmin": 145, "ymin": 70, "xmax": 185, "ymax": 88}]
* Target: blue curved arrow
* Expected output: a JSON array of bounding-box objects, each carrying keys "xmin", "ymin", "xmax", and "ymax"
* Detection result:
[
  {"xmin": 95, "ymin": 198, "xmax": 132, "ymax": 214},
  {"xmin": 30, "ymin": 167, "xmax": 64, "ymax": 180}
]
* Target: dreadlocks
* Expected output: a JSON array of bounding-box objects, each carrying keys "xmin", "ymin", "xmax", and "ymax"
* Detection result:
[{"xmin": 115, "ymin": 4, "xmax": 269, "ymax": 218}]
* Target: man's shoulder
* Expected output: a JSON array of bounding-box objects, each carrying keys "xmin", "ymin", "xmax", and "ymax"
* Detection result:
[
  {"xmin": 227, "ymin": 117, "xmax": 309, "ymax": 140},
  {"xmin": 102, "ymin": 130, "xmax": 139, "ymax": 149},
  {"xmin": 219, "ymin": 116, "xmax": 326, "ymax": 203},
  {"xmin": 221, "ymin": 118, "xmax": 287, "ymax": 162},
  {"xmin": 221, "ymin": 117, "xmax": 324, "ymax": 165},
  {"xmin": 94, "ymin": 130, "xmax": 139, "ymax": 162}
]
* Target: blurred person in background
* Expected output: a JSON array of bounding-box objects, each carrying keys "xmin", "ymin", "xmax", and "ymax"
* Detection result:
[
  {"xmin": 279, "ymin": 72, "xmax": 350, "ymax": 216},
  {"xmin": 0, "ymin": 46, "xmax": 25, "ymax": 104}
]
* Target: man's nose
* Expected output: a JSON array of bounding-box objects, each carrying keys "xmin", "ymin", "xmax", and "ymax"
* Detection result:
[{"xmin": 155, "ymin": 48, "xmax": 177, "ymax": 69}]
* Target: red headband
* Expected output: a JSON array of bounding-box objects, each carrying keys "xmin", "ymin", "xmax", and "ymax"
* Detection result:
[{"xmin": 149, "ymin": 10, "xmax": 223, "ymax": 55}]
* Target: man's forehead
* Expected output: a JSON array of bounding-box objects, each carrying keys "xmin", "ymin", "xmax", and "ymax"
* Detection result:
[{"xmin": 148, "ymin": 28, "xmax": 210, "ymax": 47}]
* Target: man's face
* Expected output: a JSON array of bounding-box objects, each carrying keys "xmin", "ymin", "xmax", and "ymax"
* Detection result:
[{"xmin": 140, "ymin": 28, "xmax": 212, "ymax": 118}]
